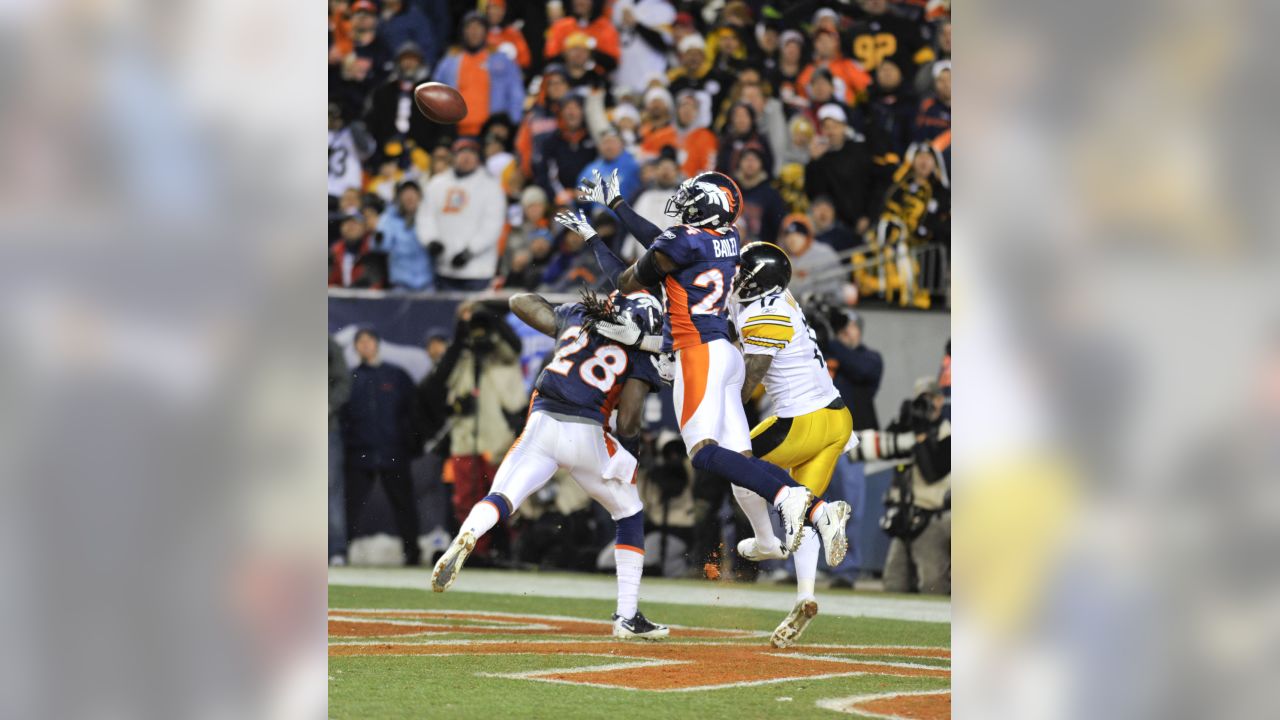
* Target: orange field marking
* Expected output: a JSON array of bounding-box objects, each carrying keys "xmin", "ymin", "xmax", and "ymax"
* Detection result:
[
  {"xmin": 817, "ymin": 689, "xmax": 951, "ymax": 719},
  {"xmin": 328, "ymin": 609, "xmax": 750, "ymax": 640}
]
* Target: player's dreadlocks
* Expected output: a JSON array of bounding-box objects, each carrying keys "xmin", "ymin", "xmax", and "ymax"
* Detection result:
[{"xmin": 577, "ymin": 286, "xmax": 618, "ymax": 335}]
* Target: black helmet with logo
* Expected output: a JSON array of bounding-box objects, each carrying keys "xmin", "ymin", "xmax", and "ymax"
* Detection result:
[{"xmin": 735, "ymin": 242, "xmax": 792, "ymax": 302}]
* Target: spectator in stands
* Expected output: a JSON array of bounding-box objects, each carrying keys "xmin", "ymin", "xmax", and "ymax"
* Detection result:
[
  {"xmin": 435, "ymin": 302, "xmax": 527, "ymax": 557},
  {"xmin": 797, "ymin": 29, "xmax": 871, "ymax": 108},
  {"xmin": 577, "ymin": 125, "xmax": 641, "ymax": 202},
  {"xmin": 668, "ymin": 34, "xmax": 731, "ymax": 119},
  {"xmin": 625, "ymin": 147, "xmax": 680, "ymax": 258},
  {"xmin": 501, "ymin": 185, "xmax": 551, "ymax": 276},
  {"xmin": 534, "ymin": 95, "xmax": 597, "ymax": 205},
  {"xmin": 329, "ymin": 103, "xmax": 371, "ymax": 200},
  {"xmin": 811, "ymin": 195, "xmax": 860, "ymax": 254},
  {"xmin": 736, "ymin": 78, "xmax": 788, "ymax": 176},
  {"xmin": 669, "ymin": 90, "xmax": 717, "ymax": 178},
  {"xmin": 716, "ymin": 103, "xmax": 774, "ymax": 180},
  {"xmin": 612, "ymin": 0, "xmax": 674, "ymax": 96},
  {"xmin": 329, "ymin": 336, "xmax": 352, "ymax": 565},
  {"xmin": 781, "ymin": 214, "xmax": 842, "ymax": 298},
  {"xmin": 503, "ymin": 228, "xmax": 555, "ymax": 290},
  {"xmin": 806, "ymin": 103, "xmax": 873, "ymax": 234},
  {"xmin": 541, "ymin": 225, "xmax": 602, "ymax": 290},
  {"xmin": 559, "ymin": 32, "xmax": 610, "ymax": 96},
  {"xmin": 429, "ymin": 139, "xmax": 453, "ymax": 177},
  {"xmin": 373, "ymin": 180, "xmax": 434, "ymax": 291},
  {"xmin": 915, "ymin": 20, "xmax": 950, "ymax": 96},
  {"xmin": 481, "ymin": 113, "xmax": 518, "ymax": 182},
  {"xmin": 418, "ymin": 138, "xmax": 506, "ymax": 291},
  {"xmin": 546, "ymin": 0, "xmax": 621, "ymax": 72},
  {"xmin": 636, "ymin": 86, "xmax": 674, "ymax": 154},
  {"xmin": 341, "ymin": 328, "xmax": 422, "ymax": 565},
  {"xmin": 736, "ymin": 147, "xmax": 786, "ymax": 245},
  {"xmin": 828, "ymin": 309, "xmax": 883, "ymax": 430},
  {"xmin": 432, "ymin": 12, "xmax": 524, "ymax": 138},
  {"xmin": 775, "ymin": 29, "xmax": 807, "ymax": 114},
  {"xmin": 801, "ymin": 68, "xmax": 851, "ymax": 128},
  {"xmin": 361, "ymin": 193, "xmax": 385, "ymax": 231},
  {"xmin": 848, "ymin": 0, "xmax": 936, "ymax": 76},
  {"xmin": 335, "ymin": 1, "xmax": 391, "ymax": 115},
  {"xmin": 484, "ymin": 0, "xmax": 531, "ymax": 70},
  {"xmin": 377, "ymin": 0, "xmax": 440, "ymax": 69},
  {"xmin": 515, "ymin": 64, "xmax": 572, "ymax": 178},
  {"xmin": 866, "ymin": 60, "xmax": 917, "ymax": 164},
  {"xmin": 913, "ymin": 61, "xmax": 951, "ymax": 150},
  {"xmin": 777, "ymin": 113, "xmax": 815, "ymax": 169},
  {"xmin": 329, "ymin": 213, "xmax": 387, "ymax": 288}
]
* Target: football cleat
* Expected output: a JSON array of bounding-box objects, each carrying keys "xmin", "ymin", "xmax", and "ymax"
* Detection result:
[
  {"xmin": 814, "ymin": 500, "xmax": 853, "ymax": 567},
  {"xmin": 777, "ymin": 486, "xmax": 814, "ymax": 553},
  {"xmin": 612, "ymin": 611, "xmax": 669, "ymax": 641},
  {"xmin": 770, "ymin": 599, "xmax": 819, "ymax": 648},
  {"xmin": 430, "ymin": 531, "xmax": 476, "ymax": 593},
  {"xmin": 737, "ymin": 536, "xmax": 788, "ymax": 562}
]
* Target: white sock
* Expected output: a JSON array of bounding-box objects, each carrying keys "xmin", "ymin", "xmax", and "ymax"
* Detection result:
[
  {"xmin": 732, "ymin": 485, "xmax": 780, "ymax": 549},
  {"xmin": 794, "ymin": 527, "xmax": 819, "ymax": 601},
  {"xmin": 615, "ymin": 547, "xmax": 644, "ymax": 619},
  {"xmin": 459, "ymin": 500, "xmax": 500, "ymax": 539}
]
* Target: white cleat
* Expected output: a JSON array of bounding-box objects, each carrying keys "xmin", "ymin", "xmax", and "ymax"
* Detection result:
[
  {"xmin": 814, "ymin": 500, "xmax": 852, "ymax": 567},
  {"xmin": 777, "ymin": 486, "xmax": 814, "ymax": 553},
  {"xmin": 430, "ymin": 532, "xmax": 476, "ymax": 592},
  {"xmin": 770, "ymin": 599, "xmax": 819, "ymax": 649},
  {"xmin": 737, "ymin": 536, "xmax": 788, "ymax": 561}
]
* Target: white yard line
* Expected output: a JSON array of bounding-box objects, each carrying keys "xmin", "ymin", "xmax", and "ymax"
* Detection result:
[{"xmin": 329, "ymin": 567, "xmax": 951, "ymax": 623}]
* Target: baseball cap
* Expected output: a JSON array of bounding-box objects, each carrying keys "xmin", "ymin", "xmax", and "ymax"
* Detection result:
[
  {"xmin": 780, "ymin": 29, "xmax": 804, "ymax": 48},
  {"xmin": 520, "ymin": 185, "xmax": 548, "ymax": 207},
  {"xmin": 781, "ymin": 216, "xmax": 812, "ymax": 236},
  {"xmin": 816, "ymin": 103, "xmax": 848, "ymax": 124},
  {"xmin": 564, "ymin": 31, "xmax": 593, "ymax": 50},
  {"xmin": 351, "ymin": 0, "xmax": 377, "ymax": 15},
  {"xmin": 451, "ymin": 137, "xmax": 482, "ymax": 153},
  {"xmin": 932, "ymin": 59, "xmax": 952, "ymax": 78}
]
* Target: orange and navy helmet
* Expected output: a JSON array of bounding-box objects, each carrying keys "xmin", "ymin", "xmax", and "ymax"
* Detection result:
[
  {"xmin": 610, "ymin": 289, "xmax": 663, "ymax": 336},
  {"xmin": 664, "ymin": 171, "xmax": 743, "ymax": 229}
]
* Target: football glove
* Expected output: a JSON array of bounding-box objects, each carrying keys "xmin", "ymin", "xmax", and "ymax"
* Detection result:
[{"xmin": 553, "ymin": 209, "xmax": 598, "ymax": 242}]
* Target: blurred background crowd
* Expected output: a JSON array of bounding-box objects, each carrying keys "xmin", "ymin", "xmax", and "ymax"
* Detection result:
[
  {"xmin": 328, "ymin": 0, "xmax": 952, "ymax": 592},
  {"xmin": 329, "ymin": 0, "xmax": 951, "ymax": 308}
]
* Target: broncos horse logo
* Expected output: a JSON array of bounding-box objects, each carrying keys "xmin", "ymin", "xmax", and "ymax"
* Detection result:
[{"xmin": 692, "ymin": 181, "xmax": 737, "ymax": 214}]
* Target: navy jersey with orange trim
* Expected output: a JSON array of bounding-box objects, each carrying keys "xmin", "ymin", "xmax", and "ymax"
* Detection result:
[
  {"xmin": 652, "ymin": 225, "xmax": 741, "ymax": 351},
  {"xmin": 531, "ymin": 303, "xmax": 662, "ymax": 425}
]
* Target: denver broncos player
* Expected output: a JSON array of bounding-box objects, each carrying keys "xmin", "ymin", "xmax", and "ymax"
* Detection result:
[
  {"xmin": 557, "ymin": 169, "xmax": 814, "ymax": 552},
  {"xmin": 432, "ymin": 289, "xmax": 669, "ymax": 640}
]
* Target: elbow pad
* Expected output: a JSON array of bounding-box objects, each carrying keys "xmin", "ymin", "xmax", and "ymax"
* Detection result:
[{"xmin": 635, "ymin": 248, "xmax": 666, "ymax": 287}]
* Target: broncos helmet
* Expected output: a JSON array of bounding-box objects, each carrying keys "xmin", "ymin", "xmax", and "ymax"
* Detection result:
[
  {"xmin": 611, "ymin": 289, "xmax": 663, "ymax": 335},
  {"xmin": 664, "ymin": 171, "xmax": 743, "ymax": 229},
  {"xmin": 734, "ymin": 242, "xmax": 792, "ymax": 302}
]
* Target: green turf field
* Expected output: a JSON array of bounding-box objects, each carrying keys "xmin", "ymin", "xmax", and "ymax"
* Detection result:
[{"xmin": 329, "ymin": 572, "xmax": 950, "ymax": 719}]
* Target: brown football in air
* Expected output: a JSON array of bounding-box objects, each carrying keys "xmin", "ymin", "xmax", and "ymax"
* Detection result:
[{"xmin": 413, "ymin": 82, "xmax": 467, "ymax": 124}]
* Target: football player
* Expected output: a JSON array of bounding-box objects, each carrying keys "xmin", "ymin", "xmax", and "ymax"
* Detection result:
[
  {"xmin": 730, "ymin": 241, "xmax": 858, "ymax": 648},
  {"xmin": 557, "ymin": 169, "xmax": 814, "ymax": 552},
  {"xmin": 431, "ymin": 289, "xmax": 669, "ymax": 640}
]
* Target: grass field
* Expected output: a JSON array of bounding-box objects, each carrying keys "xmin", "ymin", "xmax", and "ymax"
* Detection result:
[{"xmin": 329, "ymin": 568, "xmax": 950, "ymax": 719}]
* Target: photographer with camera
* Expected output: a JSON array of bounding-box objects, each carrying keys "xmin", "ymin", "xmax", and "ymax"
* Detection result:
[
  {"xmin": 879, "ymin": 377, "xmax": 951, "ymax": 595},
  {"xmin": 427, "ymin": 300, "xmax": 527, "ymax": 559}
]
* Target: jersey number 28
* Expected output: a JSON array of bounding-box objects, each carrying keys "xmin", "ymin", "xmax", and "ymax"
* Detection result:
[{"xmin": 546, "ymin": 326, "xmax": 629, "ymax": 392}]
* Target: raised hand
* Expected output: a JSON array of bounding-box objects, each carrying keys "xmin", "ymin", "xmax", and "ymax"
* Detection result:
[
  {"xmin": 601, "ymin": 168, "xmax": 623, "ymax": 206},
  {"xmin": 577, "ymin": 170, "xmax": 606, "ymax": 206},
  {"xmin": 554, "ymin": 208, "xmax": 598, "ymax": 242}
]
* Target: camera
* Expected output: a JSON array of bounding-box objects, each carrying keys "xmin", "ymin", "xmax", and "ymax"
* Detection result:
[{"xmin": 848, "ymin": 428, "xmax": 917, "ymax": 461}]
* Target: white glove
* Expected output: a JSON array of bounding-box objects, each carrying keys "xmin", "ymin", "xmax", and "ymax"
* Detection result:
[
  {"xmin": 651, "ymin": 352, "xmax": 675, "ymax": 384},
  {"xmin": 594, "ymin": 313, "xmax": 642, "ymax": 347},
  {"xmin": 553, "ymin": 208, "xmax": 598, "ymax": 242},
  {"xmin": 577, "ymin": 171, "xmax": 606, "ymax": 205},
  {"xmin": 600, "ymin": 168, "xmax": 623, "ymax": 206}
]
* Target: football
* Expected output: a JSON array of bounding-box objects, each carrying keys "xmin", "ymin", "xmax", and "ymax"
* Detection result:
[{"xmin": 413, "ymin": 82, "xmax": 467, "ymax": 124}]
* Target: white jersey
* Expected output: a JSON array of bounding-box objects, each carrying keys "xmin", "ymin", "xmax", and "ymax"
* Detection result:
[{"xmin": 731, "ymin": 289, "xmax": 841, "ymax": 418}]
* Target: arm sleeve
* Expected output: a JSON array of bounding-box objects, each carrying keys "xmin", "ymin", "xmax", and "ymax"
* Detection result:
[
  {"xmin": 590, "ymin": 237, "xmax": 630, "ymax": 287},
  {"xmin": 611, "ymin": 200, "xmax": 666, "ymax": 248}
]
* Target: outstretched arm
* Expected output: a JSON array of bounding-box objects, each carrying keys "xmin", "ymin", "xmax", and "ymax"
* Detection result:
[
  {"xmin": 509, "ymin": 293, "xmax": 557, "ymax": 337},
  {"xmin": 580, "ymin": 169, "xmax": 666, "ymax": 248},
  {"xmin": 741, "ymin": 354, "xmax": 774, "ymax": 405}
]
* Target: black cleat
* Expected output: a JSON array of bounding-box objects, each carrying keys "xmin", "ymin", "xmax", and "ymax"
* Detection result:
[{"xmin": 612, "ymin": 610, "xmax": 669, "ymax": 640}]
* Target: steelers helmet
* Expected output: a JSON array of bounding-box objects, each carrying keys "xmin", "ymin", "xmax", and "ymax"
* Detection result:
[
  {"xmin": 734, "ymin": 242, "xmax": 792, "ymax": 302},
  {"xmin": 664, "ymin": 171, "xmax": 743, "ymax": 228}
]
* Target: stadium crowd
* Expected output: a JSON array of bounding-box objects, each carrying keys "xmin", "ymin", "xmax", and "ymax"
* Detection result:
[{"xmin": 329, "ymin": 0, "xmax": 950, "ymax": 308}]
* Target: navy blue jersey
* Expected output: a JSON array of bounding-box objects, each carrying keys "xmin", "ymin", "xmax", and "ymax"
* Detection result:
[
  {"xmin": 652, "ymin": 225, "xmax": 741, "ymax": 350},
  {"xmin": 531, "ymin": 303, "xmax": 662, "ymax": 425}
]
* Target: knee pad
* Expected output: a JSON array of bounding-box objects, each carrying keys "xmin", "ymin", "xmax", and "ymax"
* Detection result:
[
  {"xmin": 482, "ymin": 493, "xmax": 513, "ymax": 521},
  {"xmin": 615, "ymin": 511, "xmax": 644, "ymax": 549}
]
